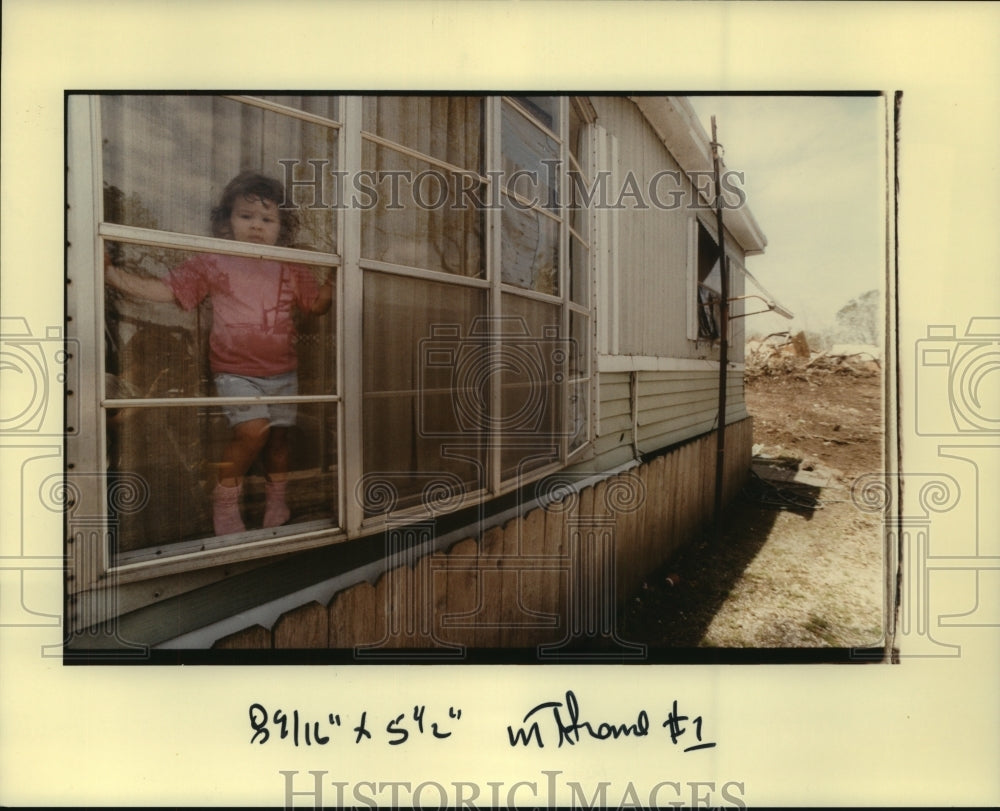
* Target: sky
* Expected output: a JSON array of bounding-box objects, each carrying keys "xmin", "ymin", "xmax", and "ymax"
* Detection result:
[{"xmin": 687, "ymin": 94, "xmax": 887, "ymax": 341}]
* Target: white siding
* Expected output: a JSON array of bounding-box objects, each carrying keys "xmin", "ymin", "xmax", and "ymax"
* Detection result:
[
  {"xmin": 583, "ymin": 97, "xmax": 753, "ymax": 470},
  {"xmin": 585, "ymin": 368, "xmax": 746, "ymax": 472},
  {"xmin": 636, "ymin": 369, "xmax": 746, "ymax": 454},
  {"xmin": 592, "ymin": 370, "xmax": 634, "ymax": 470},
  {"xmin": 590, "ymin": 96, "xmax": 750, "ymax": 362}
]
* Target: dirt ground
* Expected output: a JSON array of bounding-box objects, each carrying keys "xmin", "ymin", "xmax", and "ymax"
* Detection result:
[{"xmin": 621, "ymin": 359, "xmax": 887, "ymax": 649}]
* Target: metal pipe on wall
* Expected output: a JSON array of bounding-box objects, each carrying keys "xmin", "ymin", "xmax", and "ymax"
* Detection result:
[{"xmin": 711, "ymin": 116, "xmax": 730, "ymax": 525}]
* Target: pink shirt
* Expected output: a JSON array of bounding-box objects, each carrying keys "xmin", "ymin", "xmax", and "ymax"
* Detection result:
[{"xmin": 167, "ymin": 253, "xmax": 321, "ymax": 377}]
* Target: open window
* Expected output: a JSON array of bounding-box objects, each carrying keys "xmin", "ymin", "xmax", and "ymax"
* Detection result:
[{"xmin": 695, "ymin": 219, "xmax": 722, "ymax": 340}]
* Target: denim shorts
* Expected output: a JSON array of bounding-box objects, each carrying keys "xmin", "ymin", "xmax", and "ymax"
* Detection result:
[{"xmin": 214, "ymin": 371, "xmax": 298, "ymax": 428}]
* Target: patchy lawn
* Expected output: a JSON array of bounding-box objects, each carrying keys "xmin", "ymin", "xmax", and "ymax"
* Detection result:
[{"xmin": 621, "ymin": 361, "xmax": 887, "ymax": 650}]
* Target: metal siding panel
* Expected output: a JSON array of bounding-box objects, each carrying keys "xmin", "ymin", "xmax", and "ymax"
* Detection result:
[
  {"xmin": 632, "ymin": 369, "xmax": 746, "ymax": 453},
  {"xmin": 600, "ymin": 412, "xmax": 634, "ymax": 435},
  {"xmin": 598, "ymin": 373, "xmax": 632, "ymax": 414},
  {"xmin": 600, "ymin": 381, "xmax": 632, "ymax": 402},
  {"xmin": 590, "ymin": 441, "xmax": 636, "ymax": 472},
  {"xmin": 591, "ymin": 369, "xmax": 635, "ymax": 465},
  {"xmin": 601, "ymin": 97, "xmax": 690, "ymax": 358},
  {"xmin": 641, "ymin": 376, "xmax": 717, "ymax": 398},
  {"xmin": 637, "ymin": 419, "xmax": 717, "ymax": 453}
]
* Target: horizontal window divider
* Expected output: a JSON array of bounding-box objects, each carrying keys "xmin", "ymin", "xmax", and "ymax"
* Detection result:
[
  {"xmin": 360, "ymin": 132, "xmax": 487, "ymax": 180},
  {"xmin": 364, "ymin": 387, "xmax": 470, "ymax": 400},
  {"xmin": 224, "ymin": 95, "xmax": 343, "ymax": 130},
  {"xmin": 567, "ymin": 301, "xmax": 591, "ymax": 315},
  {"xmin": 98, "ymin": 223, "xmax": 341, "ymax": 267},
  {"xmin": 109, "ymin": 523, "xmax": 348, "ymax": 584},
  {"xmin": 364, "ymin": 384, "xmax": 540, "ymax": 400},
  {"xmin": 113, "ymin": 517, "xmax": 339, "ymax": 567},
  {"xmin": 496, "ymin": 459, "xmax": 566, "ymax": 497},
  {"xmin": 500, "ymin": 188, "xmax": 563, "ymax": 223},
  {"xmin": 499, "ymin": 282, "xmax": 564, "ymax": 306},
  {"xmin": 359, "ymin": 485, "xmax": 492, "ymax": 531},
  {"xmin": 101, "ymin": 395, "xmax": 341, "ymax": 409},
  {"xmin": 359, "ymin": 258, "xmax": 489, "ymax": 288}
]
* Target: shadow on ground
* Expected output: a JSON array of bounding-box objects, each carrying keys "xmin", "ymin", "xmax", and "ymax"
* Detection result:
[{"xmin": 618, "ymin": 471, "xmax": 822, "ymax": 650}]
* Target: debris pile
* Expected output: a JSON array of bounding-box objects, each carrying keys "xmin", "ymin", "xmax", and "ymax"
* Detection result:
[{"xmin": 745, "ymin": 332, "xmax": 881, "ymax": 381}]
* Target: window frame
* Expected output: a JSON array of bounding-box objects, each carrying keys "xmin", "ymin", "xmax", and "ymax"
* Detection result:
[
  {"xmin": 687, "ymin": 214, "xmax": 742, "ymax": 345},
  {"xmin": 66, "ymin": 93, "xmax": 598, "ymax": 591},
  {"xmin": 67, "ymin": 95, "xmax": 349, "ymax": 586}
]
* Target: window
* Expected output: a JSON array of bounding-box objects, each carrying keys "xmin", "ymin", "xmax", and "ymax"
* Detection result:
[
  {"xmin": 66, "ymin": 94, "xmax": 596, "ymax": 587},
  {"xmin": 688, "ymin": 217, "xmax": 745, "ymax": 345},
  {"xmin": 566, "ymin": 97, "xmax": 595, "ymax": 453},
  {"xmin": 88, "ymin": 95, "xmax": 342, "ymax": 567},
  {"xmin": 497, "ymin": 96, "xmax": 593, "ymax": 477},
  {"xmin": 359, "ymin": 96, "xmax": 488, "ymax": 516},
  {"xmin": 696, "ymin": 220, "xmax": 722, "ymax": 340}
]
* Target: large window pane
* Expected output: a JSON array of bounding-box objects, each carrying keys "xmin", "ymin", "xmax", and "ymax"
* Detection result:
[
  {"xmin": 101, "ymin": 95, "xmax": 338, "ymax": 253},
  {"xmin": 499, "ymin": 294, "xmax": 565, "ymax": 480},
  {"xmin": 104, "ymin": 246, "xmax": 339, "ymax": 558},
  {"xmin": 509, "ymin": 96, "xmax": 560, "ymax": 133},
  {"xmin": 104, "ymin": 244, "xmax": 336, "ymax": 399},
  {"xmin": 107, "ymin": 403, "xmax": 339, "ymax": 558},
  {"xmin": 362, "ymin": 95, "xmax": 482, "ymax": 170},
  {"xmin": 501, "ymin": 205, "xmax": 559, "ymax": 295},
  {"xmin": 361, "ymin": 142, "xmax": 484, "ymax": 277},
  {"xmin": 363, "ymin": 272, "xmax": 487, "ymax": 515},
  {"xmin": 502, "ymin": 102, "xmax": 559, "ymax": 209}
]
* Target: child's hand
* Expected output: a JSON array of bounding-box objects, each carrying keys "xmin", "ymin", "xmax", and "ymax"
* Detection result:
[
  {"xmin": 307, "ymin": 265, "xmax": 333, "ymax": 287},
  {"xmin": 311, "ymin": 269, "xmax": 334, "ymax": 315},
  {"xmin": 104, "ymin": 249, "xmax": 122, "ymax": 287},
  {"xmin": 103, "ymin": 257, "xmax": 176, "ymax": 303}
]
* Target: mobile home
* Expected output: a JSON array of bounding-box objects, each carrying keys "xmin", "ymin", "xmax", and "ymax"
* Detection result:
[{"xmin": 64, "ymin": 94, "xmax": 766, "ymax": 654}]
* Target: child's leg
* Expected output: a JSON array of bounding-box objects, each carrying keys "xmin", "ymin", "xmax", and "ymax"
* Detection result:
[
  {"xmin": 263, "ymin": 426, "xmax": 289, "ymax": 482},
  {"xmin": 219, "ymin": 418, "xmax": 271, "ymax": 486},
  {"xmin": 262, "ymin": 427, "xmax": 291, "ymax": 527},
  {"xmin": 213, "ymin": 418, "xmax": 270, "ymax": 535}
]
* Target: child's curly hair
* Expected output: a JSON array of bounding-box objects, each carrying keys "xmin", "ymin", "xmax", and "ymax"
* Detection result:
[{"xmin": 210, "ymin": 171, "xmax": 300, "ymax": 246}]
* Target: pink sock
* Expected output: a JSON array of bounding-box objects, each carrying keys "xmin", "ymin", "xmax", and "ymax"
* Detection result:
[
  {"xmin": 263, "ymin": 479, "xmax": 290, "ymax": 528},
  {"xmin": 212, "ymin": 482, "xmax": 245, "ymax": 535}
]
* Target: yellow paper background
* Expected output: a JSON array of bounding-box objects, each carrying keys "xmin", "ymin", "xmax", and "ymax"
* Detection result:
[{"xmin": 2, "ymin": 1, "xmax": 998, "ymax": 806}]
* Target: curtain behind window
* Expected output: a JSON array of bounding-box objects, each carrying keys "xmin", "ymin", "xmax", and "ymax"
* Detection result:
[
  {"xmin": 359, "ymin": 97, "xmax": 487, "ymax": 515},
  {"xmin": 360, "ymin": 96, "xmax": 483, "ymax": 278},
  {"xmin": 101, "ymin": 95, "xmax": 340, "ymax": 555}
]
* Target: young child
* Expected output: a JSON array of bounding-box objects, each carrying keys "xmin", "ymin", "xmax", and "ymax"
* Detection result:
[{"xmin": 105, "ymin": 171, "xmax": 333, "ymax": 536}]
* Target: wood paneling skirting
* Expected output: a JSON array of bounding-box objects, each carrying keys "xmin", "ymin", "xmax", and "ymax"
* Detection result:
[{"xmin": 213, "ymin": 417, "xmax": 753, "ymax": 650}]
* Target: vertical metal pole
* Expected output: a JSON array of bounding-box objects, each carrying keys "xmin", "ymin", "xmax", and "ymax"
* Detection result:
[{"xmin": 711, "ymin": 116, "xmax": 730, "ymax": 525}]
